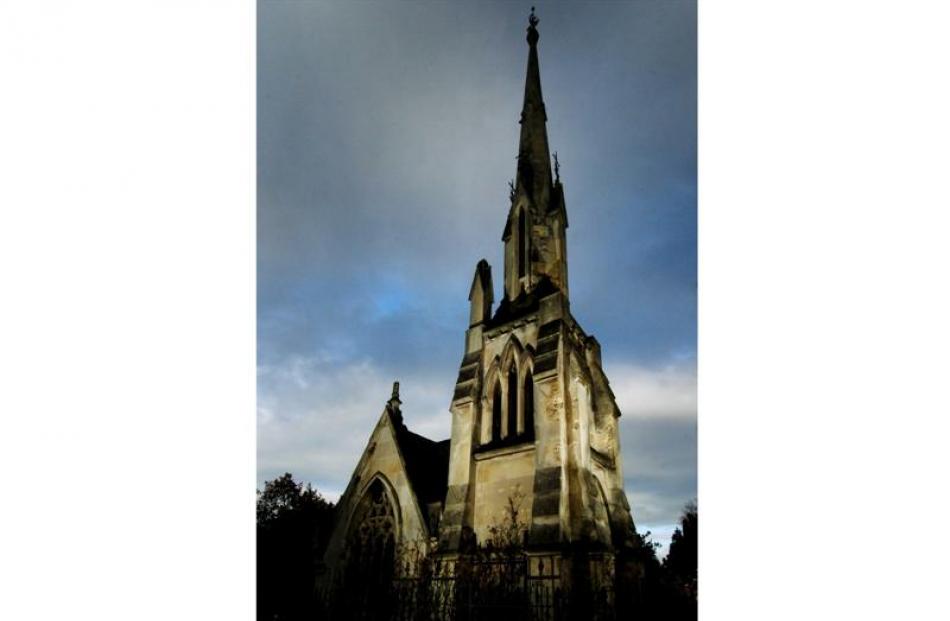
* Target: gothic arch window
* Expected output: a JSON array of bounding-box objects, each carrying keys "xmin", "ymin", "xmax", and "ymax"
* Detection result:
[
  {"xmin": 523, "ymin": 369, "xmax": 535, "ymax": 439},
  {"xmin": 492, "ymin": 379, "xmax": 503, "ymax": 443},
  {"xmin": 507, "ymin": 366, "xmax": 518, "ymax": 437},
  {"xmin": 483, "ymin": 344, "xmax": 537, "ymax": 447},
  {"xmin": 344, "ymin": 478, "xmax": 397, "ymax": 586}
]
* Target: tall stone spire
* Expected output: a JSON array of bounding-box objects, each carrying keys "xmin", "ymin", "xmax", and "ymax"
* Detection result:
[
  {"xmin": 515, "ymin": 7, "xmax": 553, "ymax": 211},
  {"xmin": 502, "ymin": 7, "xmax": 569, "ymax": 302}
]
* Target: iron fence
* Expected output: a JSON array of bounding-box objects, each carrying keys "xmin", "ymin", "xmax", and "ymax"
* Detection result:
[{"xmin": 324, "ymin": 552, "xmax": 615, "ymax": 621}]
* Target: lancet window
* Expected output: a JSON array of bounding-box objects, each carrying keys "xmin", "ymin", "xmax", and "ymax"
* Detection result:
[
  {"xmin": 485, "ymin": 353, "xmax": 536, "ymax": 445},
  {"xmin": 492, "ymin": 380, "xmax": 503, "ymax": 443},
  {"xmin": 518, "ymin": 207, "xmax": 527, "ymax": 278},
  {"xmin": 523, "ymin": 370, "xmax": 535, "ymax": 439},
  {"xmin": 506, "ymin": 367, "xmax": 518, "ymax": 436}
]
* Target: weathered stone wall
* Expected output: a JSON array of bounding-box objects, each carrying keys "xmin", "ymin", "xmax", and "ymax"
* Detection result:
[
  {"xmin": 472, "ymin": 446, "xmax": 535, "ymax": 544},
  {"xmin": 530, "ymin": 209, "xmax": 568, "ymax": 297}
]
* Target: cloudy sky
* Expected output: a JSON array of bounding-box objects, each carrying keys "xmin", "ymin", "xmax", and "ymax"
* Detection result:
[{"xmin": 258, "ymin": 0, "xmax": 695, "ymax": 557}]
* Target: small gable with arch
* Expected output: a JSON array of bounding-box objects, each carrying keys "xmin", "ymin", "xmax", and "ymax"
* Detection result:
[{"xmin": 322, "ymin": 384, "xmax": 450, "ymax": 577}]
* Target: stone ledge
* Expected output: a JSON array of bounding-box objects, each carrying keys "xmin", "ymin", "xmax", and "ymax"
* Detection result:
[{"xmin": 472, "ymin": 441, "xmax": 536, "ymax": 461}]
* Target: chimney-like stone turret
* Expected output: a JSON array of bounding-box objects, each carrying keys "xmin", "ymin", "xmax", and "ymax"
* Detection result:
[{"xmin": 468, "ymin": 259, "xmax": 494, "ymax": 327}]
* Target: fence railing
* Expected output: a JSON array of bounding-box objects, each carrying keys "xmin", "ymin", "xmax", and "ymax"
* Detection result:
[{"xmin": 323, "ymin": 552, "xmax": 616, "ymax": 621}]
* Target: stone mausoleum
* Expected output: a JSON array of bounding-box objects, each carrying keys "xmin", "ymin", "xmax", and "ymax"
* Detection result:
[{"xmin": 323, "ymin": 10, "xmax": 639, "ymax": 596}]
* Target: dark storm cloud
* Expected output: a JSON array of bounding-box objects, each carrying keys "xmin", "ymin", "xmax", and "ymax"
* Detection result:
[{"xmin": 258, "ymin": 1, "xmax": 696, "ymax": 553}]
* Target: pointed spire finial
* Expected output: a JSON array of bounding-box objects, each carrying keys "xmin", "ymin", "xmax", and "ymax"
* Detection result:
[
  {"xmin": 513, "ymin": 3, "xmax": 550, "ymax": 211},
  {"xmin": 527, "ymin": 7, "xmax": 539, "ymax": 45},
  {"xmin": 386, "ymin": 380, "xmax": 404, "ymax": 426},
  {"xmin": 386, "ymin": 381, "xmax": 402, "ymax": 414}
]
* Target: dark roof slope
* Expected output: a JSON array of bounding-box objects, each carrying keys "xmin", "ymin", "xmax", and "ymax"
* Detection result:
[
  {"xmin": 488, "ymin": 275, "xmax": 558, "ymax": 327},
  {"xmin": 389, "ymin": 416, "xmax": 450, "ymax": 508}
]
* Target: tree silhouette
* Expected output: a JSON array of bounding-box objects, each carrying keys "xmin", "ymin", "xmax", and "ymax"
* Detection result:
[
  {"xmin": 257, "ymin": 473, "xmax": 336, "ymax": 621},
  {"xmin": 664, "ymin": 501, "xmax": 697, "ymax": 595},
  {"xmin": 613, "ymin": 502, "xmax": 698, "ymax": 621},
  {"xmin": 657, "ymin": 501, "xmax": 697, "ymax": 621}
]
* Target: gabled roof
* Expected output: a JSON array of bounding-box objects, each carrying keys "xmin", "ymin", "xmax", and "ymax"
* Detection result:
[{"xmin": 390, "ymin": 421, "xmax": 450, "ymax": 508}]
